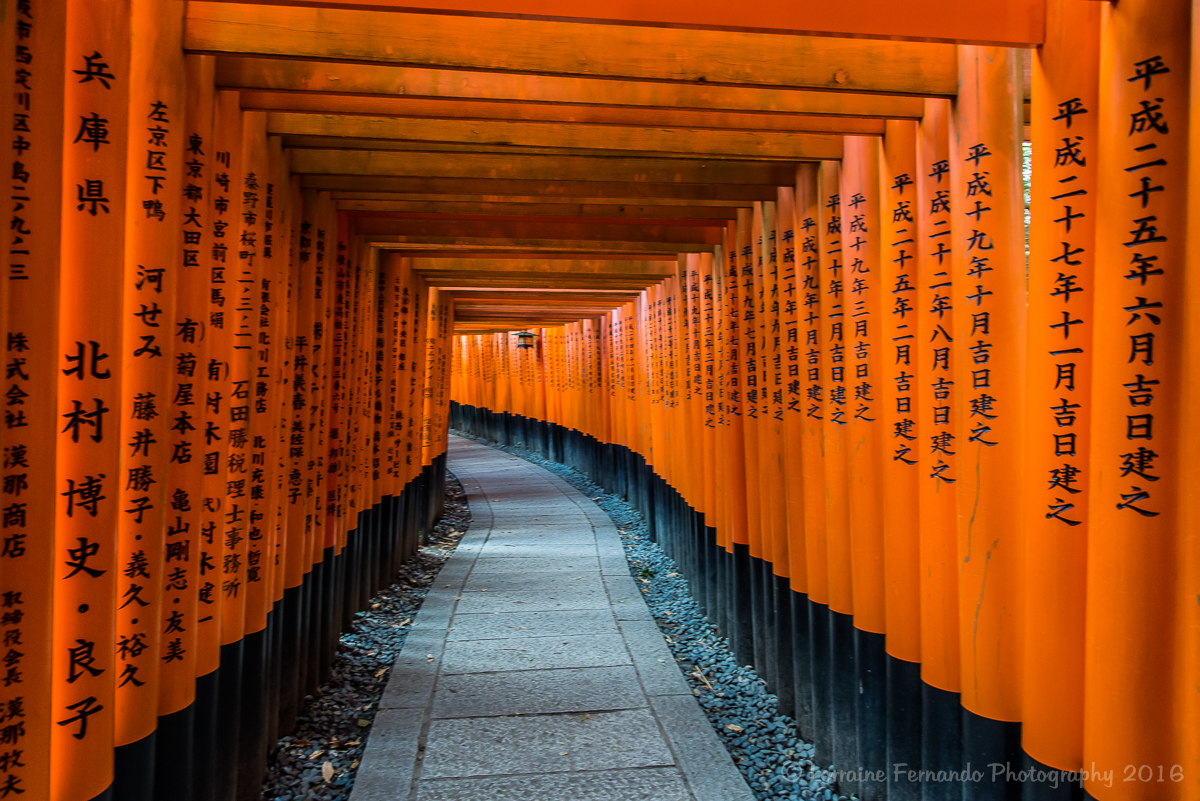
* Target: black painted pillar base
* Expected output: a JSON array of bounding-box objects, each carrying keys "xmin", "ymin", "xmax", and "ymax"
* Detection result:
[
  {"xmin": 154, "ymin": 703, "xmax": 195, "ymax": 801},
  {"xmin": 112, "ymin": 730, "xmax": 155, "ymax": 801},
  {"xmin": 886, "ymin": 656, "xmax": 923, "ymax": 801}
]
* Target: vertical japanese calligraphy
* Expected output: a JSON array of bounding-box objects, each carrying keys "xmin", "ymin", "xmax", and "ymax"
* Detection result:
[
  {"xmin": 115, "ymin": 0, "xmax": 185, "ymax": 746},
  {"xmin": 54, "ymin": 2, "xmax": 130, "ymax": 797},
  {"xmin": 950, "ymin": 45, "xmax": 1027, "ymax": 723},
  {"xmin": 1, "ymin": 2, "xmax": 67, "ymax": 798},
  {"xmin": 1024, "ymin": 0, "xmax": 1099, "ymax": 774},
  {"xmin": 915, "ymin": 97, "xmax": 960, "ymax": 696},
  {"xmin": 880, "ymin": 119, "xmax": 921, "ymax": 665},
  {"xmin": 1085, "ymin": 0, "xmax": 1189, "ymax": 794}
]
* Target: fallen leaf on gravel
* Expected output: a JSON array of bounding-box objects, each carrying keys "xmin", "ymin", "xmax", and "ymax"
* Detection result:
[
  {"xmin": 322, "ymin": 762, "xmax": 335, "ymax": 783},
  {"xmin": 358, "ymin": 719, "xmax": 371, "ymax": 727},
  {"xmin": 374, "ymin": 668, "xmax": 387, "ymax": 678},
  {"xmin": 725, "ymin": 724, "xmax": 744, "ymax": 733},
  {"xmin": 309, "ymin": 750, "xmax": 323, "ymax": 759}
]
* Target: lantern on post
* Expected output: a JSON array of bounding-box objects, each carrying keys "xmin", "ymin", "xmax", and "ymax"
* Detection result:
[{"xmin": 515, "ymin": 330, "xmax": 537, "ymax": 349}]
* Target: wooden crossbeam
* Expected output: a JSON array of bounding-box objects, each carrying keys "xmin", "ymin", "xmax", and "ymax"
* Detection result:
[
  {"xmin": 290, "ymin": 149, "xmax": 800, "ymax": 185},
  {"xmin": 454, "ymin": 319, "xmax": 603, "ymax": 330},
  {"xmin": 187, "ymin": 3, "xmax": 958, "ymax": 95},
  {"xmin": 409, "ymin": 256, "xmax": 678, "ymax": 290},
  {"xmin": 445, "ymin": 289, "xmax": 643, "ymax": 302},
  {"xmin": 336, "ymin": 199, "xmax": 742, "ymax": 219},
  {"xmin": 366, "ymin": 242, "xmax": 680, "ymax": 260},
  {"xmin": 270, "ymin": 113, "xmax": 847, "ymax": 159},
  {"xmin": 455, "ymin": 305, "xmax": 624, "ymax": 316},
  {"xmin": 353, "ymin": 216, "xmax": 723, "ymax": 246},
  {"xmin": 306, "ymin": 175, "xmax": 779, "ymax": 200},
  {"xmin": 432, "ymin": 276, "xmax": 664, "ymax": 289},
  {"xmin": 411, "ymin": 258, "xmax": 679, "ymax": 276},
  {"xmin": 200, "ymin": 0, "xmax": 1045, "ymax": 46},
  {"xmin": 247, "ymin": 92, "xmax": 887, "ymax": 135},
  {"xmin": 332, "ymin": 192, "xmax": 752, "ymax": 208},
  {"xmin": 217, "ymin": 57, "xmax": 927, "ymax": 119},
  {"xmin": 380, "ymin": 239, "xmax": 711, "ymax": 254},
  {"xmin": 282, "ymin": 136, "xmax": 803, "ymax": 162}
]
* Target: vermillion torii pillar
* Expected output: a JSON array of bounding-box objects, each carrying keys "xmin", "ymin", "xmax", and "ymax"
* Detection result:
[
  {"xmin": 1086, "ymin": 1, "xmax": 1190, "ymax": 798},
  {"xmin": 1024, "ymin": 0, "xmax": 1099, "ymax": 778},
  {"xmin": 950, "ymin": 43, "xmax": 1028, "ymax": 793}
]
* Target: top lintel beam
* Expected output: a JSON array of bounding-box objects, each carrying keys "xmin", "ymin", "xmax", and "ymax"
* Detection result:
[
  {"xmin": 196, "ymin": 0, "xmax": 1045, "ymax": 46},
  {"xmin": 186, "ymin": 2, "xmax": 960, "ymax": 96}
]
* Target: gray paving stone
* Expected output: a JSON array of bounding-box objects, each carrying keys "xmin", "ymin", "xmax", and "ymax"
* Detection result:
[
  {"xmin": 594, "ymin": 537, "xmax": 626, "ymax": 554},
  {"xmin": 379, "ymin": 630, "xmax": 445, "ymax": 709},
  {"xmin": 468, "ymin": 555, "xmax": 600, "ymax": 573},
  {"xmin": 601, "ymin": 555, "xmax": 634, "ymax": 575},
  {"xmin": 604, "ymin": 575, "xmax": 655, "ymax": 621},
  {"xmin": 432, "ymin": 665, "xmax": 646, "ymax": 718},
  {"xmin": 649, "ymin": 695, "xmax": 757, "ymax": 801},
  {"xmin": 439, "ymin": 631, "xmax": 631, "ymax": 674},
  {"xmin": 492, "ymin": 511, "xmax": 589, "ymax": 521},
  {"xmin": 450, "ymin": 586, "xmax": 611, "ymax": 614},
  {"xmin": 479, "ymin": 533, "xmax": 596, "ymax": 548},
  {"xmin": 487, "ymin": 521, "xmax": 589, "ymax": 532},
  {"xmin": 458, "ymin": 572, "xmax": 604, "ymax": 593},
  {"xmin": 414, "ymin": 768, "xmax": 693, "ymax": 801},
  {"xmin": 447, "ymin": 609, "xmax": 618, "ymax": 641},
  {"xmin": 419, "ymin": 709, "xmax": 675, "ymax": 779},
  {"xmin": 347, "ymin": 709, "xmax": 422, "ymax": 801},
  {"xmin": 378, "ymin": 657, "xmax": 438, "ymax": 710},
  {"xmin": 618, "ymin": 619, "xmax": 693, "ymax": 697},
  {"xmin": 475, "ymin": 543, "xmax": 598, "ymax": 560},
  {"xmin": 408, "ymin": 595, "xmax": 454, "ymax": 631}
]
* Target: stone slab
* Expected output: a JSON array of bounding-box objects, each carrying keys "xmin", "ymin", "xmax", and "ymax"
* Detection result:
[
  {"xmin": 447, "ymin": 609, "xmax": 619, "ymax": 641},
  {"xmin": 438, "ymin": 631, "xmax": 631, "ymax": 674},
  {"xmin": 601, "ymin": 555, "xmax": 635, "ymax": 575},
  {"xmin": 475, "ymin": 543, "xmax": 599, "ymax": 560},
  {"xmin": 458, "ymin": 572, "xmax": 604, "ymax": 594},
  {"xmin": 414, "ymin": 768, "xmax": 694, "ymax": 801},
  {"xmin": 618, "ymin": 619, "xmax": 693, "ymax": 697},
  {"xmin": 468, "ymin": 556, "xmax": 600, "ymax": 573},
  {"xmin": 346, "ymin": 709, "xmax": 422, "ymax": 801},
  {"xmin": 450, "ymin": 586, "xmax": 612, "ymax": 614},
  {"xmin": 604, "ymin": 575, "xmax": 655, "ymax": 621},
  {"xmin": 431, "ymin": 665, "xmax": 646, "ymax": 719},
  {"xmin": 649, "ymin": 695, "xmax": 758, "ymax": 801},
  {"xmin": 419, "ymin": 709, "xmax": 675, "ymax": 779}
]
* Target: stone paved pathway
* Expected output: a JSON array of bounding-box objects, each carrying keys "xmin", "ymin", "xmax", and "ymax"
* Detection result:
[{"xmin": 350, "ymin": 435, "xmax": 756, "ymax": 801}]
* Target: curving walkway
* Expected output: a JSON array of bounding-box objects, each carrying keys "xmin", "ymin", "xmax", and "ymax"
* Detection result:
[{"xmin": 350, "ymin": 435, "xmax": 755, "ymax": 801}]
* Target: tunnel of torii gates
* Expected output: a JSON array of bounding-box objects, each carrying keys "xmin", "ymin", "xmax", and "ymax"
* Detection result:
[{"xmin": 0, "ymin": 0, "xmax": 1199, "ymax": 800}]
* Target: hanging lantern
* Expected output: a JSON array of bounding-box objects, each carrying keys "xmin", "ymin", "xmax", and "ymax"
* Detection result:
[{"xmin": 514, "ymin": 330, "xmax": 536, "ymax": 349}]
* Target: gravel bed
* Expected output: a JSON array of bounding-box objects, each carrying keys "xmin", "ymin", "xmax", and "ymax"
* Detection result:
[
  {"xmin": 450, "ymin": 430, "xmax": 850, "ymax": 801},
  {"xmin": 261, "ymin": 472, "xmax": 471, "ymax": 801}
]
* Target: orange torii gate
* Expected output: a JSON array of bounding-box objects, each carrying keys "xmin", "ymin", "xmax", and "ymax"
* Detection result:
[{"xmin": 1, "ymin": 1, "xmax": 1198, "ymax": 801}]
